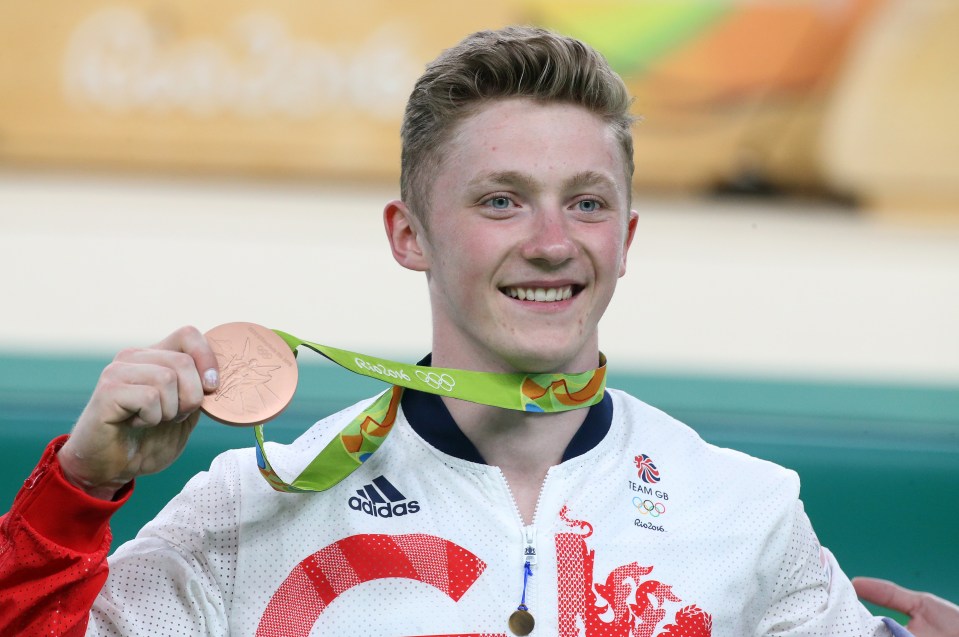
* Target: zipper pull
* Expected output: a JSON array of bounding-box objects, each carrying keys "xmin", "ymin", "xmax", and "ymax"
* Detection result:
[
  {"xmin": 510, "ymin": 526, "xmax": 536, "ymax": 635},
  {"xmin": 523, "ymin": 525, "xmax": 537, "ymax": 565},
  {"xmin": 23, "ymin": 464, "xmax": 48, "ymax": 490},
  {"xmin": 508, "ymin": 560, "xmax": 535, "ymax": 636}
]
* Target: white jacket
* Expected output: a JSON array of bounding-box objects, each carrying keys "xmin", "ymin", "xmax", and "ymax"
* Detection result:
[{"xmin": 93, "ymin": 389, "xmax": 900, "ymax": 636}]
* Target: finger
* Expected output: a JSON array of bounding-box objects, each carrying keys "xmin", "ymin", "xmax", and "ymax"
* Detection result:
[
  {"xmin": 113, "ymin": 349, "xmax": 206, "ymax": 418},
  {"xmin": 110, "ymin": 383, "xmax": 164, "ymax": 428},
  {"xmin": 153, "ymin": 325, "xmax": 220, "ymax": 393},
  {"xmin": 852, "ymin": 577, "xmax": 923, "ymax": 616},
  {"xmin": 102, "ymin": 361, "xmax": 184, "ymax": 423}
]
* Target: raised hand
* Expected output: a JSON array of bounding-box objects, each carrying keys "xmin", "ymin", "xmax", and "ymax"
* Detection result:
[{"xmin": 57, "ymin": 326, "xmax": 219, "ymax": 500}]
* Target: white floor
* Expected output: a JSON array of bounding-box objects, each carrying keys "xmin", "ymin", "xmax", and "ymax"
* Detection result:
[{"xmin": 2, "ymin": 170, "xmax": 957, "ymax": 384}]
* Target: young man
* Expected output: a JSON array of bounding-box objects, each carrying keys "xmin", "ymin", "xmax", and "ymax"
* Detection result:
[{"xmin": 1, "ymin": 26, "xmax": 912, "ymax": 637}]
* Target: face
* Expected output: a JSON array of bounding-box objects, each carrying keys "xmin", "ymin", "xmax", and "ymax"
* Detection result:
[{"xmin": 386, "ymin": 98, "xmax": 637, "ymax": 374}]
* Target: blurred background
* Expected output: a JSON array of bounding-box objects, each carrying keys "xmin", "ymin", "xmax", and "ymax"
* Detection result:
[{"xmin": 1, "ymin": 0, "xmax": 957, "ymax": 618}]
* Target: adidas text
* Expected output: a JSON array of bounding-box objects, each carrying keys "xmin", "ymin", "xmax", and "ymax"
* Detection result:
[{"xmin": 349, "ymin": 498, "xmax": 420, "ymax": 518}]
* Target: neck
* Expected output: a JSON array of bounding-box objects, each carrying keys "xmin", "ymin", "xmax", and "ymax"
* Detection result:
[
  {"xmin": 441, "ymin": 397, "xmax": 588, "ymax": 525},
  {"xmin": 443, "ymin": 397, "xmax": 588, "ymax": 464},
  {"xmin": 428, "ymin": 345, "xmax": 602, "ymax": 466},
  {"xmin": 427, "ymin": 344, "xmax": 604, "ymax": 523}
]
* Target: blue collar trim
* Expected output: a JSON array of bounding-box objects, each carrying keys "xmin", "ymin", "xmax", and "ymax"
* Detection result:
[{"xmin": 400, "ymin": 355, "xmax": 613, "ymax": 464}]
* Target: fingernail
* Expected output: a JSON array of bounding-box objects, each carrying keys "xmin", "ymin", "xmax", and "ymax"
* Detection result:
[{"xmin": 203, "ymin": 368, "xmax": 219, "ymax": 389}]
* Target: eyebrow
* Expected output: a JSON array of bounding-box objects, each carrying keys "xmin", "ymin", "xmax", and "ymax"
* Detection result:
[
  {"xmin": 467, "ymin": 170, "xmax": 538, "ymax": 192},
  {"xmin": 565, "ymin": 170, "xmax": 620, "ymax": 193},
  {"xmin": 468, "ymin": 170, "xmax": 620, "ymax": 194}
]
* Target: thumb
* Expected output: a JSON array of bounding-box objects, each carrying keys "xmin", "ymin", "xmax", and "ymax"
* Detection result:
[{"xmin": 154, "ymin": 326, "xmax": 220, "ymax": 392}]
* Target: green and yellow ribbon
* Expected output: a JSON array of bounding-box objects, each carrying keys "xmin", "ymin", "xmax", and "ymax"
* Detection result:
[{"xmin": 254, "ymin": 330, "xmax": 606, "ymax": 493}]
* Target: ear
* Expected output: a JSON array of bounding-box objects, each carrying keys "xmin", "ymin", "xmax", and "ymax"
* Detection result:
[
  {"xmin": 384, "ymin": 199, "xmax": 429, "ymax": 272},
  {"xmin": 618, "ymin": 209, "xmax": 639, "ymax": 277}
]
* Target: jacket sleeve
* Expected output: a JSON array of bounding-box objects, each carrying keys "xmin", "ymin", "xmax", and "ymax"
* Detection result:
[
  {"xmin": 0, "ymin": 435, "xmax": 131, "ymax": 637},
  {"xmin": 758, "ymin": 499, "xmax": 913, "ymax": 637},
  {"xmin": 87, "ymin": 450, "xmax": 241, "ymax": 637}
]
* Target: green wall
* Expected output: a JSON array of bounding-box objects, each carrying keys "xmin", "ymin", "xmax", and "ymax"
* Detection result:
[{"xmin": 2, "ymin": 352, "xmax": 957, "ymax": 617}]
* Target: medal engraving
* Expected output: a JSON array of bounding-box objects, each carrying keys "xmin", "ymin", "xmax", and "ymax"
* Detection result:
[{"xmin": 201, "ymin": 322, "xmax": 297, "ymax": 426}]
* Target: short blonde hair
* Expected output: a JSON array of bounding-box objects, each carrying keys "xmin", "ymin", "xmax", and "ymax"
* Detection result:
[{"xmin": 400, "ymin": 26, "xmax": 635, "ymax": 220}]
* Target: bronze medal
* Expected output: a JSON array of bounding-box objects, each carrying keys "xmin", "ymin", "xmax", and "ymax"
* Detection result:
[
  {"xmin": 508, "ymin": 609, "xmax": 535, "ymax": 636},
  {"xmin": 201, "ymin": 322, "xmax": 298, "ymax": 426}
]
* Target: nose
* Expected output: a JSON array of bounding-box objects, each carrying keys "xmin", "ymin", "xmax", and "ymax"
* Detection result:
[{"xmin": 519, "ymin": 207, "xmax": 578, "ymax": 266}]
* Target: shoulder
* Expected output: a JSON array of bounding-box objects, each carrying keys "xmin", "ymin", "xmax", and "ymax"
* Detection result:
[{"xmin": 606, "ymin": 388, "xmax": 800, "ymax": 500}]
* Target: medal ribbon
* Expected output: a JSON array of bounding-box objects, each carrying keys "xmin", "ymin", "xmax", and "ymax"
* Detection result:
[{"xmin": 253, "ymin": 330, "xmax": 607, "ymax": 493}]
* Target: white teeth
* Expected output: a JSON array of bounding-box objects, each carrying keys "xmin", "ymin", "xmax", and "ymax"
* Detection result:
[{"xmin": 505, "ymin": 285, "xmax": 573, "ymax": 303}]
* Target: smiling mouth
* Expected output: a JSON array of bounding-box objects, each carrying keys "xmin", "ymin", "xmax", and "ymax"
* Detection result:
[{"xmin": 502, "ymin": 285, "xmax": 577, "ymax": 302}]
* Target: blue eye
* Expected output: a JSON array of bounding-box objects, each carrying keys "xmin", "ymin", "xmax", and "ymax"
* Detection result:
[
  {"xmin": 488, "ymin": 196, "xmax": 512, "ymax": 209},
  {"xmin": 577, "ymin": 199, "xmax": 600, "ymax": 213}
]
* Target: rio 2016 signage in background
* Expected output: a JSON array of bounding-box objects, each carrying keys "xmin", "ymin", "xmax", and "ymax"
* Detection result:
[
  {"xmin": 0, "ymin": 1, "xmax": 517, "ymax": 179},
  {"xmin": 2, "ymin": 0, "xmax": 914, "ymax": 202}
]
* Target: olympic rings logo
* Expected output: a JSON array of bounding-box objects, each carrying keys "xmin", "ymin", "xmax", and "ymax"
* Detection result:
[
  {"xmin": 632, "ymin": 497, "xmax": 666, "ymax": 517},
  {"xmin": 415, "ymin": 370, "xmax": 456, "ymax": 392}
]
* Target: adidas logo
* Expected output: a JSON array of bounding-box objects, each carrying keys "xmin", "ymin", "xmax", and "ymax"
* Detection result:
[{"xmin": 348, "ymin": 475, "xmax": 421, "ymax": 518}]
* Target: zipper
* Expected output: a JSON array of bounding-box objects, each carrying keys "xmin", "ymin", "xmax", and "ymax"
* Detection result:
[
  {"xmin": 498, "ymin": 466, "xmax": 552, "ymax": 636},
  {"xmin": 23, "ymin": 463, "xmax": 48, "ymax": 489}
]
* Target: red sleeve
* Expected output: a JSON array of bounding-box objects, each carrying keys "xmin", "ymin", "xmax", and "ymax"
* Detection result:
[{"xmin": 0, "ymin": 435, "xmax": 133, "ymax": 637}]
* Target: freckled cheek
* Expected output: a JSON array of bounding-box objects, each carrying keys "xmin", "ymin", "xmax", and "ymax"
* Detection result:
[
  {"xmin": 436, "ymin": 226, "xmax": 485, "ymax": 257},
  {"xmin": 458, "ymin": 238, "xmax": 503, "ymax": 274}
]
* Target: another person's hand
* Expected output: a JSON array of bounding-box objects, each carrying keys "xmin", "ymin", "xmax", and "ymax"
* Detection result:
[
  {"xmin": 854, "ymin": 577, "xmax": 959, "ymax": 637},
  {"xmin": 57, "ymin": 326, "xmax": 219, "ymax": 500}
]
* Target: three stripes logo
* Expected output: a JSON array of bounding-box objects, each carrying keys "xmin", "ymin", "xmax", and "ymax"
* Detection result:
[{"xmin": 348, "ymin": 475, "xmax": 421, "ymax": 518}]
